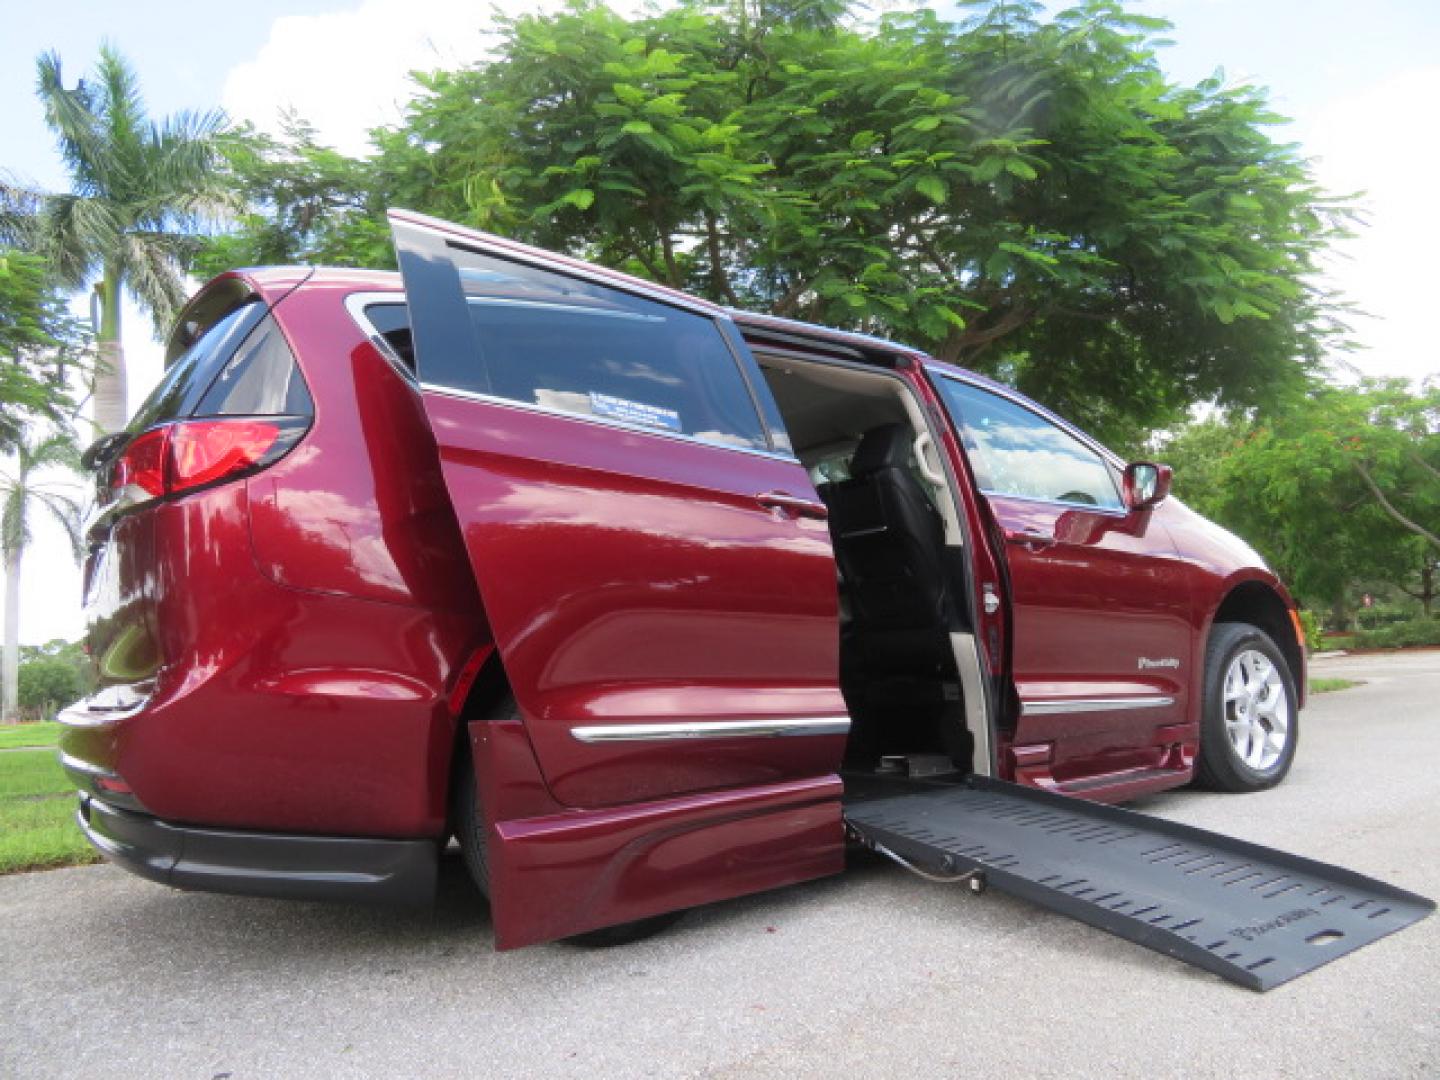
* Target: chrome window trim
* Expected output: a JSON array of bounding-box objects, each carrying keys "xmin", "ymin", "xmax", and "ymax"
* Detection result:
[
  {"xmin": 344, "ymin": 292, "xmax": 800, "ymax": 464},
  {"xmin": 1020, "ymin": 696, "xmax": 1175, "ymax": 717},
  {"xmin": 571, "ymin": 716, "xmax": 851, "ymax": 743},
  {"xmin": 344, "ymin": 291, "xmax": 418, "ymax": 384}
]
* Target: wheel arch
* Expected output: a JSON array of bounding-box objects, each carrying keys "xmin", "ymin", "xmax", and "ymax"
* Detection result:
[{"xmin": 1208, "ymin": 579, "xmax": 1306, "ymax": 708}]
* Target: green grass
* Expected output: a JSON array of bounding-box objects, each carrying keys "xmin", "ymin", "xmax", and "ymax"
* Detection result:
[
  {"xmin": 0, "ymin": 747, "xmax": 99, "ymax": 874},
  {"xmin": 0, "ymin": 721, "xmax": 62, "ymax": 750},
  {"xmin": 1310, "ymin": 677, "xmax": 1359, "ymax": 694}
]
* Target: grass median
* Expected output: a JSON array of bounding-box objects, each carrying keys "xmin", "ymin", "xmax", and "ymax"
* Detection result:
[{"xmin": 0, "ymin": 723, "xmax": 98, "ymax": 874}]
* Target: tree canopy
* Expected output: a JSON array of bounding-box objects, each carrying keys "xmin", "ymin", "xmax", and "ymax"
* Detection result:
[
  {"xmin": 208, "ymin": 0, "xmax": 1351, "ymax": 443},
  {"xmin": 1165, "ymin": 380, "xmax": 1440, "ymax": 612},
  {"xmin": 0, "ymin": 250, "xmax": 90, "ymax": 448}
]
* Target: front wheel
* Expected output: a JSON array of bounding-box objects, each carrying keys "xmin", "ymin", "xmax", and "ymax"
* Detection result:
[{"xmin": 1194, "ymin": 622, "xmax": 1299, "ymax": 792}]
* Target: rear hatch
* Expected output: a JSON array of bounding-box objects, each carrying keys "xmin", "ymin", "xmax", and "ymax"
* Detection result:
[{"xmin": 78, "ymin": 276, "xmax": 314, "ymax": 706}]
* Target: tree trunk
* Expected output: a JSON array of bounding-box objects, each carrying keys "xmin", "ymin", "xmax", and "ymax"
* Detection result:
[
  {"xmin": 2, "ymin": 546, "xmax": 20, "ymax": 723},
  {"xmin": 92, "ymin": 272, "xmax": 128, "ymax": 434}
]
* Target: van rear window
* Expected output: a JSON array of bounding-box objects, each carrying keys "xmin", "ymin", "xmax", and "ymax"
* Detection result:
[{"xmin": 130, "ymin": 301, "xmax": 311, "ymax": 430}]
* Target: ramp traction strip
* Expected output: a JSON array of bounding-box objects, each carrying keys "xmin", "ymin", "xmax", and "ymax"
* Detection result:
[{"xmin": 843, "ymin": 777, "xmax": 1433, "ymax": 991}]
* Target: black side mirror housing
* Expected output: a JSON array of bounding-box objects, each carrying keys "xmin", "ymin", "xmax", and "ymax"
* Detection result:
[{"xmin": 1123, "ymin": 462, "xmax": 1172, "ymax": 511}]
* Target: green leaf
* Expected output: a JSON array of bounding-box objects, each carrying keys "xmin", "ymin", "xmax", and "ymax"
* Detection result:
[{"xmin": 915, "ymin": 175, "xmax": 947, "ymax": 205}]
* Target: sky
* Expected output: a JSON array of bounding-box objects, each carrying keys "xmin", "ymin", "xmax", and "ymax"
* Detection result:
[{"xmin": 3, "ymin": 0, "xmax": 1438, "ymax": 644}]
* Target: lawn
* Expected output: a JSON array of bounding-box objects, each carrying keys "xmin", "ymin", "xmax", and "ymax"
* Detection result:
[
  {"xmin": 0, "ymin": 723, "xmax": 98, "ymax": 874},
  {"xmin": 0, "ymin": 721, "xmax": 63, "ymax": 750}
]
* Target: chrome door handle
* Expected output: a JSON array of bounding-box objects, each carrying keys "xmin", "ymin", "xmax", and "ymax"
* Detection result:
[
  {"xmin": 1004, "ymin": 527, "xmax": 1055, "ymax": 551},
  {"xmin": 756, "ymin": 491, "xmax": 829, "ymax": 521}
]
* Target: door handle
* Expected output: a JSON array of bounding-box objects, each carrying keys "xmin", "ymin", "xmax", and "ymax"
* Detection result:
[
  {"xmin": 756, "ymin": 491, "xmax": 829, "ymax": 521},
  {"xmin": 1004, "ymin": 527, "xmax": 1055, "ymax": 551}
]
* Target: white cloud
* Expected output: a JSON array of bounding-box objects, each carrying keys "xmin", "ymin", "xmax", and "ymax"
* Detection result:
[
  {"xmin": 1300, "ymin": 66, "xmax": 1440, "ymax": 386},
  {"xmin": 221, "ymin": 0, "xmax": 497, "ymax": 155},
  {"xmin": 222, "ymin": 0, "xmax": 648, "ymax": 156}
]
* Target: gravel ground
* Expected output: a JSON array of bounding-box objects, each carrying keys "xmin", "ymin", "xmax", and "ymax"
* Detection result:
[{"xmin": 1, "ymin": 649, "xmax": 1436, "ymax": 1079}]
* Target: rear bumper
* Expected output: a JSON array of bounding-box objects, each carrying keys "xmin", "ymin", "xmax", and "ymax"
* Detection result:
[{"xmin": 75, "ymin": 793, "xmax": 437, "ymax": 907}]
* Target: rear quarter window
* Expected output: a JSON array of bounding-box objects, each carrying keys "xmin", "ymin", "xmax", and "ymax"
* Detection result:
[
  {"xmin": 194, "ymin": 317, "xmax": 312, "ymax": 417},
  {"xmin": 129, "ymin": 301, "xmax": 311, "ymax": 430},
  {"xmin": 128, "ymin": 301, "xmax": 266, "ymax": 431}
]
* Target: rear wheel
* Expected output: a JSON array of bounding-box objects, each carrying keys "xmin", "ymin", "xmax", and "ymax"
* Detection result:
[
  {"xmin": 452, "ymin": 690, "xmax": 684, "ymax": 946},
  {"xmin": 1194, "ymin": 622, "xmax": 1299, "ymax": 792}
]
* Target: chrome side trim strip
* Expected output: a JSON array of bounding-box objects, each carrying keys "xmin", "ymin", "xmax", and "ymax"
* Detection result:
[
  {"xmin": 56, "ymin": 692, "xmax": 152, "ymax": 728},
  {"xmin": 1020, "ymin": 696, "xmax": 1175, "ymax": 717},
  {"xmin": 571, "ymin": 716, "xmax": 851, "ymax": 743},
  {"xmin": 57, "ymin": 750, "xmax": 120, "ymax": 781}
]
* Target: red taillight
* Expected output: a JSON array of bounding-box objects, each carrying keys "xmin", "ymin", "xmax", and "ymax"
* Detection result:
[
  {"xmin": 109, "ymin": 419, "xmax": 285, "ymax": 505},
  {"xmin": 112, "ymin": 427, "xmax": 168, "ymax": 499},
  {"xmin": 167, "ymin": 420, "xmax": 281, "ymax": 493}
]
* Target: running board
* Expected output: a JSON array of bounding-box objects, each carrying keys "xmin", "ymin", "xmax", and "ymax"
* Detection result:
[{"xmin": 843, "ymin": 776, "xmax": 1434, "ymax": 991}]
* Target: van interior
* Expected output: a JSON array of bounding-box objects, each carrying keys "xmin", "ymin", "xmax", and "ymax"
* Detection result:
[{"xmin": 753, "ymin": 347, "xmax": 989, "ymax": 786}]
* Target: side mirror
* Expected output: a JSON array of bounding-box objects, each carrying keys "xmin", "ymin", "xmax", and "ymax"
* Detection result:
[{"xmin": 1123, "ymin": 462, "xmax": 1172, "ymax": 511}]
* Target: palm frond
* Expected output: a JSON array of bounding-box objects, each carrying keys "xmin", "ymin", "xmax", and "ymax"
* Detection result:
[
  {"xmin": 0, "ymin": 482, "xmax": 28, "ymax": 561},
  {"xmin": 21, "ymin": 430, "xmax": 83, "ymax": 473},
  {"xmin": 121, "ymin": 231, "xmax": 189, "ymax": 333},
  {"xmin": 35, "ymin": 51, "xmax": 107, "ymax": 196},
  {"xmin": 32, "ymin": 489, "xmax": 85, "ymax": 561},
  {"xmin": 38, "ymin": 194, "xmax": 114, "ymax": 288},
  {"xmin": 0, "ymin": 177, "xmax": 44, "ymax": 248},
  {"xmin": 94, "ymin": 43, "xmax": 150, "ymax": 203}
]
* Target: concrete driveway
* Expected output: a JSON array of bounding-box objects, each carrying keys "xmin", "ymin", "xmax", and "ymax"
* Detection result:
[{"xmin": 2, "ymin": 650, "xmax": 1436, "ymax": 1079}]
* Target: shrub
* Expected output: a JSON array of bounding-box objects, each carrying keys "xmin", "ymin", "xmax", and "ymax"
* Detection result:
[
  {"xmin": 1297, "ymin": 610, "xmax": 1324, "ymax": 653},
  {"xmin": 16, "ymin": 657, "xmax": 84, "ymax": 721},
  {"xmin": 1352, "ymin": 618, "xmax": 1440, "ymax": 650}
]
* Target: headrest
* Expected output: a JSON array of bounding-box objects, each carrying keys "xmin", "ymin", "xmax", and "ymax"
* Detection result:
[{"xmin": 850, "ymin": 423, "xmax": 912, "ymax": 476}]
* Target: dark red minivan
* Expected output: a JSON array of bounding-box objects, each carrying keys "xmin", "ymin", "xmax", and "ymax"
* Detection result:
[{"xmin": 59, "ymin": 211, "xmax": 1305, "ymax": 948}]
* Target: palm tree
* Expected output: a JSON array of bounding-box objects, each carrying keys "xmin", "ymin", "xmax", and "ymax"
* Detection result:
[
  {"xmin": 1, "ymin": 45, "xmax": 230, "ymax": 433},
  {"xmin": 1, "ymin": 427, "xmax": 84, "ymax": 721}
]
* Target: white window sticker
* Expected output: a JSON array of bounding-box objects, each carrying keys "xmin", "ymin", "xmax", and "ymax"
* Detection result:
[{"xmin": 589, "ymin": 392, "xmax": 682, "ymax": 432}]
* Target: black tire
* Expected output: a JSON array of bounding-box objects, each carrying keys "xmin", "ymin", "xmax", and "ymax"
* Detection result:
[
  {"xmin": 454, "ymin": 736, "xmax": 491, "ymax": 899},
  {"xmin": 453, "ymin": 690, "xmax": 686, "ymax": 946},
  {"xmin": 1194, "ymin": 622, "xmax": 1299, "ymax": 792}
]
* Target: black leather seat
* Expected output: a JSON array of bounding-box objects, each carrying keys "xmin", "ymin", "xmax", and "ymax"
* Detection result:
[{"xmin": 819, "ymin": 423, "xmax": 953, "ymax": 672}]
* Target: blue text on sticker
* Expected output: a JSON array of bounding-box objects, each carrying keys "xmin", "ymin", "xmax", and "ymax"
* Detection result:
[{"xmin": 590, "ymin": 392, "xmax": 682, "ymax": 432}]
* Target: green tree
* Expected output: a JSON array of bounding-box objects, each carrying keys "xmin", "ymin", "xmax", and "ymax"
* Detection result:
[
  {"xmin": 192, "ymin": 117, "xmax": 393, "ymax": 279},
  {"xmin": 1, "ymin": 45, "xmax": 230, "ymax": 433},
  {"xmin": 0, "ymin": 249, "xmax": 92, "ymax": 447},
  {"xmin": 204, "ymin": 1, "xmax": 1351, "ymax": 441},
  {"xmin": 17, "ymin": 654, "xmax": 84, "ymax": 721},
  {"xmin": 354, "ymin": 0, "xmax": 1346, "ymax": 442},
  {"xmin": 1, "ymin": 428, "xmax": 84, "ymax": 721},
  {"xmin": 1163, "ymin": 381, "xmax": 1439, "ymax": 614}
]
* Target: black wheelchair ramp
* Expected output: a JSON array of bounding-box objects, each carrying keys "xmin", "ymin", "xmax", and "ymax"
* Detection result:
[{"xmin": 843, "ymin": 776, "xmax": 1433, "ymax": 991}]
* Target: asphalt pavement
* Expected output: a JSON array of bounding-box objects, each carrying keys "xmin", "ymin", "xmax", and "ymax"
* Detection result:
[{"xmin": 2, "ymin": 650, "xmax": 1437, "ymax": 1079}]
